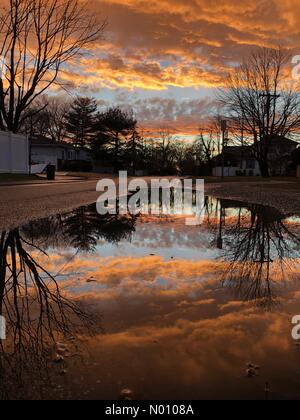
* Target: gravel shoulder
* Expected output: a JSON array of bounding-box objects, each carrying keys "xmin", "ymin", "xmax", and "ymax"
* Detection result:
[{"xmin": 205, "ymin": 180, "xmax": 300, "ymax": 216}]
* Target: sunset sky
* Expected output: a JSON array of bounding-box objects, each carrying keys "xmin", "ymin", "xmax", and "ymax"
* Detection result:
[{"xmin": 61, "ymin": 0, "xmax": 300, "ymax": 137}]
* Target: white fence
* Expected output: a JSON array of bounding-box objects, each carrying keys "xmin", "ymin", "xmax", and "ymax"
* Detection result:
[{"xmin": 0, "ymin": 130, "xmax": 29, "ymax": 174}]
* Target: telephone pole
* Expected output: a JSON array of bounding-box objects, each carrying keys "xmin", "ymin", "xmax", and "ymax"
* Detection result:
[{"xmin": 221, "ymin": 120, "xmax": 227, "ymax": 178}]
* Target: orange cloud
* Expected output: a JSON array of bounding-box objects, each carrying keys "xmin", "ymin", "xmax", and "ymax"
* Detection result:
[{"xmin": 46, "ymin": 0, "xmax": 300, "ymax": 134}]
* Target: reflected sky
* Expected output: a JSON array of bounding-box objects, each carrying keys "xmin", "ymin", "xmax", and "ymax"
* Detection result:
[{"xmin": 1, "ymin": 197, "xmax": 300, "ymax": 400}]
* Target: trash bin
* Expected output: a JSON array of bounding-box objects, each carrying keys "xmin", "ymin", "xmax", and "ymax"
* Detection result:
[{"xmin": 46, "ymin": 165, "xmax": 56, "ymax": 181}]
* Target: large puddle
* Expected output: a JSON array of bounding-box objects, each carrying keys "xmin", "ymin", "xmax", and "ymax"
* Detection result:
[{"xmin": 1, "ymin": 197, "xmax": 300, "ymax": 400}]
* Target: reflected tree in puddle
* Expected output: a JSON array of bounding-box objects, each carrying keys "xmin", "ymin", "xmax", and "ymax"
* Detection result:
[
  {"xmin": 0, "ymin": 205, "xmax": 137, "ymax": 398},
  {"xmin": 213, "ymin": 199, "xmax": 300, "ymax": 309},
  {"xmin": 0, "ymin": 228, "xmax": 96, "ymax": 399},
  {"xmin": 22, "ymin": 204, "xmax": 137, "ymax": 252}
]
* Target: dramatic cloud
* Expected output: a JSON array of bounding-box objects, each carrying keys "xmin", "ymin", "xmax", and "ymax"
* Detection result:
[{"xmin": 59, "ymin": 0, "xmax": 300, "ymax": 134}]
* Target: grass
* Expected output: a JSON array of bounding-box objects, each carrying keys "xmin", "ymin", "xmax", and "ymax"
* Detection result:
[
  {"xmin": 65, "ymin": 172, "xmax": 103, "ymax": 179},
  {"xmin": 66, "ymin": 172, "xmax": 300, "ymax": 184},
  {"xmin": 0, "ymin": 173, "xmax": 43, "ymax": 183}
]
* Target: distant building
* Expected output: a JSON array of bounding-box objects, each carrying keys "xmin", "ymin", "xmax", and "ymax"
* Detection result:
[
  {"xmin": 212, "ymin": 136, "xmax": 299, "ymax": 177},
  {"xmin": 30, "ymin": 136, "xmax": 91, "ymax": 170},
  {"xmin": 267, "ymin": 135, "xmax": 298, "ymax": 176},
  {"xmin": 212, "ymin": 145, "xmax": 261, "ymax": 177}
]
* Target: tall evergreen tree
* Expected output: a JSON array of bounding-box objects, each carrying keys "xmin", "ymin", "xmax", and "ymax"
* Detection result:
[
  {"xmin": 124, "ymin": 129, "xmax": 145, "ymax": 175},
  {"xmin": 65, "ymin": 97, "xmax": 97, "ymax": 148},
  {"xmin": 96, "ymin": 107, "xmax": 137, "ymax": 173}
]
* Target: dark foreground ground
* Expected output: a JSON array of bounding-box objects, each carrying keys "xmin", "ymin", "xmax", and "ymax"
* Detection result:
[
  {"xmin": 0, "ymin": 175, "xmax": 299, "ymax": 230},
  {"xmin": 206, "ymin": 178, "xmax": 300, "ymax": 215}
]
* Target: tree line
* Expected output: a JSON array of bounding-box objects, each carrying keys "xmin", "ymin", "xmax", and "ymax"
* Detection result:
[
  {"xmin": 23, "ymin": 95, "xmax": 222, "ymax": 175},
  {"xmin": 1, "ymin": 2, "xmax": 300, "ymax": 177}
]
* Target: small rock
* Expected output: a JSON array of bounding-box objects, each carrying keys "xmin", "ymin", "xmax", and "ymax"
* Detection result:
[
  {"xmin": 246, "ymin": 362, "xmax": 260, "ymax": 371},
  {"xmin": 53, "ymin": 354, "xmax": 64, "ymax": 364},
  {"xmin": 246, "ymin": 368, "xmax": 258, "ymax": 378},
  {"xmin": 120, "ymin": 388, "xmax": 134, "ymax": 400}
]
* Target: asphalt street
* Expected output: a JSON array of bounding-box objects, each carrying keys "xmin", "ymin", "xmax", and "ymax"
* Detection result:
[{"xmin": 0, "ymin": 180, "xmax": 101, "ymax": 230}]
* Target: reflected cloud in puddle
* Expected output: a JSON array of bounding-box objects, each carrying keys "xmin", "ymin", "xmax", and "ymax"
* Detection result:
[{"xmin": 1, "ymin": 197, "xmax": 300, "ymax": 399}]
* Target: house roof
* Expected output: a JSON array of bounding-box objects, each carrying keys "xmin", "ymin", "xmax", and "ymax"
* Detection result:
[
  {"xmin": 213, "ymin": 135, "xmax": 299, "ymax": 165},
  {"xmin": 30, "ymin": 136, "xmax": 74, "ymax": 149},
  {"xmin": 213, "ymin": 145, "xmax": 254, "ymax": 165},
  {"xmin": 267, "ymin": 135, "xmax": 299, "ymax": 146}
]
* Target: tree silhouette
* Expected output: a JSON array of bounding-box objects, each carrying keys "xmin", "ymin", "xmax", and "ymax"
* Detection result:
[
  {"xmin": 214, "ymin": 199, "xmax": 300, "ymax": 309},
  {"xmin": 65, "ymin": 97, "xmax": 98, "ymax": 148},
  {"xmin": 0, "ymin": 228, "xmax": 97, "ymax": 399},
  {"xmin": 95, "ymin": 107, "xmax": 137, "ymax": 173},
  {"xmin": 219, "ymin": 47, "xmax": 300, "ymax": 177},
  {"xmin": 0, "ymin": 0, "xmax": 105, "ymax": 133}
]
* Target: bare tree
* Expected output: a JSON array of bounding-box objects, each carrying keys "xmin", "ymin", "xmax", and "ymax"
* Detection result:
[
  {"xmin": 157, "ymin": 129, "xmax": 180, "ymax": 174},
  {"xmin": 41, "ymin": 95, "xmax": 70, "ymax": 142},
  {"xmin": 219, "ymin": 47, "xmax": 300, "ymax": 177},
  {"xmin": 213, "ymin": 199, "xmax": 300, "ymax": 309},
  {"xmin": 22, "ymin": 94, "xmax": 70, "ymax": 141},
  {"xmin": 0, "ymin": 0, "xmax": 106, "ymax": 133},
  {"xmin": 197, "ymin": 121, "xmax": 222, "ymax": 175}
]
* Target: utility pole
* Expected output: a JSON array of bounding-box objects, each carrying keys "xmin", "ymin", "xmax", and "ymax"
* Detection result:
[
  {"xmin": 259, "ymin": 92, "xmax": 281, "ymax": 129},
  {"xmin": 221, "ymin": 120, "xmax": 227, "ymax": 178},
  {"xmin": 240, "ymin": 117, "xmax": 245, "ymax": 174}
]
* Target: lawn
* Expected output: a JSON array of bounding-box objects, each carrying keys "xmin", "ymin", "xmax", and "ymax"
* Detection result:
[
  {"xmin": 0, "ymin": 173, "xmax": 43, "ymax": 183},
  {"xmin": 202, "ymin": 176, "xmax": 300, "ymax": 184}
]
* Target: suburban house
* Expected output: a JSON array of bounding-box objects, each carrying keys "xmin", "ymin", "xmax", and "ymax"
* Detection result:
[
  {"xmin": 213, "ymin": 136, "xmax": 299, "ymax": 177},
  {"xmin": 212, "ymin": 145, "xmax": 261, "ymax": 177},
  {"xmin": 267, "ymin": 136, "xmax": 299, "ymax": 175},
  {"xmin": 30, "ymin": 136, "xmax": 91, "ymax": 171}
]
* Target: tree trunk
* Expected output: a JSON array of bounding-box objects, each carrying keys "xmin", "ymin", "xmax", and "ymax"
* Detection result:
[
  {"xmin": 258, "ymin": 160, "xmax": 270, "ymax": 177},
  {"xmin": 114, "ymin": 132, "xmax": 119, "ymax": 174}
]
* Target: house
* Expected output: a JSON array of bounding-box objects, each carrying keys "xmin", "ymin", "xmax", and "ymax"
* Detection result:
[
  {"xmin": 267, "ymin": 135, "xmax": 298, "ymax": 176},
  {"xmin": 30, "ymin": 136, "xmax": 91, "ymax": 171},
  {"xmin": 212, "ymin": 146, "xmax": 261, "ymax": 177},
  {"xmin": 212, "ymin": 136, "xmax": 299, "ymax": 177}
]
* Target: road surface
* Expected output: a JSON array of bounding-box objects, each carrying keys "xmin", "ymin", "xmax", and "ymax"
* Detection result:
[
  {"xmin": 1, "ymin": 177, "xmax": 299, "ymax": 231},
  {"xmin": 0, "ymin": 179, "xmax": 101, "ymax": 230}
]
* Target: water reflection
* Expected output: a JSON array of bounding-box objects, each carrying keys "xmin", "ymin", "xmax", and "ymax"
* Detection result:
[
  {"xmin": 0, "ymin": 208, "xmax": 137, "ymax": 399},
  {"xmin": 0, "ymin": 199, "xmax": 299, "ymax": 399},
  {"xmin": 23, "ymin": 206, "xmax": 137, "ymax": 252},
  {"xmin": 209, "ymin": 199, "xmax": 300, "ymax": 309},
  {"xmin": 0, "ymin": 229, "xmax": 94, "ymax": 399}
]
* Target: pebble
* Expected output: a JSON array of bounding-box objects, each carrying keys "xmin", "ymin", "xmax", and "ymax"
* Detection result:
[
  {"xmin": 53, "ymin": 354, "xmax": 64, "ymax": 364},
  {"xmin": 246, "ymin": 368, "xmax": 258, "ymax": 378},
  {"xmin": 120, "ymin": 388, "xmax": 135, "ymax": 400}
]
